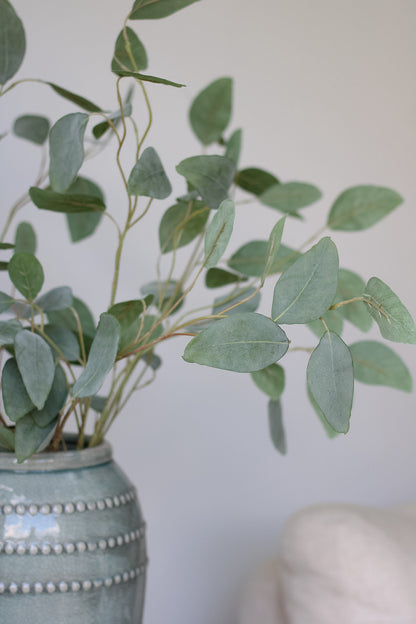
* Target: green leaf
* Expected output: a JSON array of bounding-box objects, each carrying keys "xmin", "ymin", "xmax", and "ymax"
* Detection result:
[
  {"xmin": 268, "ymin": 400, "xmax": 286, "ymax": 455},
  {"xmin": 15, "ymin": 414, "xmax": 57, "ymax": 462},
  {"xmin": 8, "ymin": 252, "xmax": 44, "ymax": 300},
  {"xmin": 92, "ymin": 88, "xmax": 133, "ymax": 139},
  {"xmin": 183, "ymin": 312, "xmax": 289, "ymax": 373},
  {"xmin": 363, "ymin": 277, "xmax": 416, "ymax": 344},
  {"xmin": 213, "ymin": 286, "xmax": 261, "ymax": 316},
  {"xmin": 262, "ymin": 217, "xmax": 286, "ymax": 284},
  {"xmin": 140, "ymin": 280, "xmax": 184, "ymax": 315},
  {"xmin": 0, "ymin": 319, "xmax": 21, "ymax": 345},
  {"xmin": 43, "ymin": 324, "xmax": 81, "ymax": 362},
  {"xmin": 176, "ymin": 155, "xmax": 235, "ymax": 210},
  {"xmin": 47, "ymin": 82, "xmax": 102, "ymax": 113},
  {"xmin": 204, "ymin": 199, "xmax": 235, "ymax": 268},
  {"xmin": 0, "ymin": 261, "xmax": 9, "ymax": 270},
  {"xmin": 336, "ymin": 268, "xmax": 372, "ymax": 332},
  {"xmin": 0, "ymin": 290, "xmax": 14, "ymax": 313},
  {"xmin": 260, "ymin": 182, "xmax": 322, "ymax": 216},
  {"xmin": 15, "ymin": 221, "xmax": 37, "ymax": 254},
  {"xmin": 0, "ymin": 242, "xmax": 14, "ymax": 250},
  {"xmin": 272, "ymin": 237, "xmax": 339, "ymax": 324},
  {"xmin": 225, "ymin": 128, "xmax": 242, "ymax": 166},
  {"xmin": 235, "ymin": 168, "xmax": 279, "ymax": 196},
  {"xmin": 307, "ymin": 385, "xmax": 339, "ymax": 439},
  {"xmin": 350, "ymin": 340, "xmax": 412, "ymax": 393},
  {"xmin": 49, "ymin": 112, "xmax": 89, "ymax": 193},
  {"xmin": 36, "ymin": 286, "xmax": 73, "ymax": 312},
  {"xmin": 108, "ymin": 297, "xmax": 152, "ymax": 352},
  {"xmin": 128, "ymin": 146, "xmax": 172, "ymax": 199},
  {"xmin": 30, "ymin": 187, "xmax": 106, "ymax": 214},
  {"xmin": 65, "ymin": 177, "xmax": 105, "ymax": 242},
  {"xmin": 307, "ymin": 309, "xmax": 343, "ymax": 338},
  {"xmin": 159, "ymin": 200, "xmax": 209, "ymax": 253},
  {"xmin": 115, "ymin": 69, "xmax": 185, "ymax": 88},
  {"xmin": 327, "ymin": 185, "xmax": 403, "ymax": 231},
  {"xmin": 121, "ymin": 314, "xmax": 163, "ymax": 355},
  {"xmin": 205, "ymin": 268, "xmax": 246, "ymax": 289},
  {"xmin": 13, "ymin": 115, "xmax": 50, "ymax": 145},
  {"xmin": 0, "ymin": 425, "xmax": 15, "ymax": 451},
  {"xmin": 72, "ymin": 314, "xmax": 120, "ymax": 399},
  {"xmin": 130, "ymin": 0, "xmax": 200, "ymax": 20},
  {"xmin": 0, "ymin": 0, "xmax": 26, "ymax": 85},
  {"xmin": 91, "ymin": 395, "xmax": 107, "ymax": 412},
  {"xmin": 15, "ymin": 330, "xmax": 55, "ymax": 409},
  {"xmin": 251, "ymin": 364, "xmax": 285, "ymax": 400},
  {"xmin": 32, "ymin": 365, "xmax": 68, "ymax": 427},
  {"xmin": 228, "ymin": 241, "xmax": 300, "ymax": 277},
  {"xmin": 47, "ymin": 296, "xmax": 96, "ymax": 340},
  {"xmin": 2, "ymin": 357, "xmax": 34, "ymax": 421},
  {"xmin": 112, "ymin": 26, "xmax": 148, "ymax": 75},
  {"xmin": 190, "ymin": 77, "xmax": 232, "ymax": 145},
  {"xmin": 307, "ymin": 331, "xmax": 354, "ymax": 433}
]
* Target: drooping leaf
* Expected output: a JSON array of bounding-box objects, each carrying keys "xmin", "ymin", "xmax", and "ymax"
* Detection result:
[
  {"xmin": 47, "ymin": 82, "xmax": 102, "ymax": 113},
  {"xmin": 128, "ymin": 146, "xmax": 172, "ymax": 199},
  {"xmin": 140, "ymin": 280, "xmax": 183, "ymax": 315},
  {"xmin": 115, "ymin": 69, "xmax": 184, "ymax": 88},
  {"xmin": 14, "ymin": 221, "xmax": 37, "ymax": 254},
  {"xmin": 149, "ymin": 353, "xmax": 162, "ymax": 370},
  {"xmin": 228, "ymin": 241, "xmax": 300, "ymax": 277},
  {"xmin": 130, "ymin": 0, "xmax": 200, "ymax": 20},
  {"xmin": 260, "ymin": 182, "xmax": 322, "ymax": 216},
  {"xmin": 205, "ymin": 268, "xmax": 246, "ymax": 289},
  {"xmin": 35, "ymin": 286, "xmax": 73, "ymax": 312},
  {"xmin": 307, "ymin": 331, "xmax": 354, "ymax": 433},
  {"xmin": 307, "ymin": 385, "xmax": 339, "ymax": 439},
  {"xmin": 272, "ymin": 237, "xmax": 339, "ymax": 324},
  {"xmin": 327, "ymin": 185, "xmax": 403, "ymax": 231},
  {"xmin": 363, "ymin": 277, "xmax": 416, "ymax": 344},
  {"xmin": 32, "ymin": 365, "xmax": 68, "ymax": 427},
  {"xmin": 49, "ymin": 112, "xmax": 89, "ymax": 192},
  {"xmin": 307, "ymin": 308, "xmax": 343, "ymax": 338},
  {"xmin": 176, "ymin": 155, "xmax": 235, "ymax": 210},
  {"xmin": 204, "ymin": 199, "xmax": 235, "ymax": 268},
  {"xmin": 0, "ymin": 0, "xmax": 26, "ymax": 85},
  {"xmin": 8, "ymin": 252, "xmax": 44, "ymax": 300},
  {"xmin": 336, "ymin": 268, "xmax": 372, "ymax": 332},
  {"xmin": 183, "ymin": 312, "xmax": 289, "ymax": 373},
  {"xmin": 108, "ymin": 297, "xmax": 152, "ymax": 352},
  {"xmin": 159, "ymin": 200, "xmax": 209, "ymax": 253},
  {"xmin": 14, "ymin": 330, "xmax": 54, "ymax": 410},
  {"xmin": 65, "ymin": 177, "xmax": 106, "ymax": 242},
  {"xmin": 262, "ymin": 216, "xmax": 286, "ymax": 284},
  {"xmin": 13, "ymin": 115, "xmax": 50, "ymax": 145},
  {"xmin": 225, "ymin": 128, "xmax": 242, "ymax": 166},
  {"xmin": 30, "ymin": 187, "xmax": 106, "ymax": 214},
  {"xmin": 0, "ymin": 319, "xmax": 21, "ymax": 345},
  {"xmin": 251, "ymin": 364, "xmax": 285, "ymax": 400},
  {"xmin": 268, "ymin": 400, "xmax": 287, "ymax": 455},
  {"xmin": 235, "ymin": 168, "xmax": 279, "ymax": 196},
  {"xmin": 0, "ymin": 290, "xmax": 14, "ymax": 313},
  {"xmin": 72, "ymin": 314, "xmax": 120, "ymax": 398},
  {"xmin": 0, "ymin": 425, "xmax": 15, "ymax": 451},
  {"xmin": 92, "ymin": 87, "xmax": 134, "ymax": 139},
  {"xmin": 112, "ymin": 26, "xmax": 148, "ymax": 75},
  {"xmin": 213, "ymin": 286, "xmax": 261, "ymax": 316},
  {"xmin": 350, "ymin": 340, "xmax": 412, "ymax": 392},
  {"xmin": 43, "ymin": 324, "xmax": 81, "ymax": 362},
  {"xmin": 2, "ymin": 357, "xmax": 34, "ymax": 421},
  {"xmin": 190, "ymin": 77, "xmax": 232, "ymax": 145},
  {"xmin": 15, "ymin": 414, "xmax": 57, "ymax": 462}
]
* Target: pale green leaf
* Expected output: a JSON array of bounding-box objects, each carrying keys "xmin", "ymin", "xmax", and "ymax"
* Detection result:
[
  {"xmin": 228, "ymin": 241, "xmax": 300, "ymax": 277},
  {"xmin": 43, "ymin": 325, "xmax": 81, "ymax": 362},
  {"xmin": 65, "ymin": 177, "xmax": 105, "ymax": 242},
  {"xmin": 235, "ymin": 168, "xmax": 279, "ymax": 196},
  {"xmin": 176, "ymin": 155, "xmax": 235, "ymax": 210},
  {"xmin": 36, "ymin": 286, "xmax": 73, "ymax": 312},
  {"xmin": 2, "ymin": 357, "xmax": 34, "ymax": 421},
  {"xmin": 8, "ymin": 252, "xmax": 44, "ymax": 300},
  {"xmin": 15, "ymin": 330, "xmax": 55, "ymax": 409},
  {"xmin": 260, "ymin": 182, "xmax": 322, "ymax": 216},
  {"xmin": 204, "ymin": 199, "xmax": 235, "ymax": 268},
  {"xmin": 0, "ymin": 424, "xmax": 14, "ymax": 451},
  {"xmin": 47, "ymin": 296, "xmax": 96, "ymax": 341},
  {"xmin": 336, "ymin": 268, "xmax": 372, "ymax": 332},
  {"xmin": 268, "ymin": 400, "xmax": 286, "ymax": 455},
  {"xmin": 0, "ymin": 0, "xmax": 26, "ymax": 85},
  {"xmin": 108, "ymin": 297, "xmax": 152, "ymax": 352},
  {"xmin": 0, "ymin": 319, "xmax": 21, "ymax": 345},
  {"xmin": 225, "ymin": 128, "xmax": 242, "ymax": 166},
  {"xmin": 130, "ymin": 0, "xmax": 200, "ymax": 20},
  {"xmin": 15, "ymin": 221, "xmax": 36, "ymax": 254},
  {"xmin": 128, "ymin": 146, "xmax": 172, "ymax": 199},
  {"xmin": 13, "ymin": 115, "xmax": 50, "ymax": 145},
  {"xmin": 121, "ymin": 314, "xmax": 163, "ymax": 355},
  {"xmin": 364, "ymin": 277, "xmax": 416, "ymax": 344},
  {"xmin": 32, "ymin": 365, "xmax": 68, "ymax": 427},
  {"xmin": 112, "ymin": 26, "xmax": 148, "ymax": 75},
  {"xmin": 140, "ymin": 280, "xmax": 183, "ymax": 315},
  {"xmin": 307, "ymin": 385, "xmax": 339, "ymax": 439},
  {"xmin": 307, "ymin": 309, "xmax": 344, "ymax": 338},
  {"xmin": 328, "ymin": 185, "xmax": 403, "ymax": 231},
  {"xmin": 49, "ymin": 112, "xmax": 89, "ymax": 192},
  {"xmin": 251, "ymin": 364, "xmax": 285, "ymax": 400},
  {"xmin": 15, "ymin": 414, "xmax": 57, "ymax": 462},
  {"xmin": 30, "ymin": 187, "xmax": 106, "ymax": 214},
  {"xmin": 190, "ymin": 77, "xmax": 232, "ymax": 145},
  {"xmin": 159, "ymin": 200, "xmax": 209, "ymax": 253},
  {"xmin": 350, "ymin": 340, "xmax": 413, "ymax": 392},
  {"xmin": 262, "ymin": 216, "xmax": 286, "ymax": 284},
  {"xmin": 213, "ymin": 286, "xmax": 261, "ymax": 316},
  {"xmin": 0, "ymin": 291, "xmax": 14, "ymax": 313},
  {"xmin": 91, "ymin": 395, "xmax": 107, "ymax": 412}
]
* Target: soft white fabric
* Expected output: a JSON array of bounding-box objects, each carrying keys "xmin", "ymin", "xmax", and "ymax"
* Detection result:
[{"xmin": 240, "ymin": 503, "xmax": 416, "ymax": 624}]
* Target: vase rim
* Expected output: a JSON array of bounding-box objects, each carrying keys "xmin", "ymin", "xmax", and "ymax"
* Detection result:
[{"xmin": 0, "ymin": 435, "xmax": 113, "ymax": 472}]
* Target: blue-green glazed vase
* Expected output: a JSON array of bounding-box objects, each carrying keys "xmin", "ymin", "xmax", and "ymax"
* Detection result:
[{"xmin": 0, "ymin": 437, "xmax": 147, "ymax": 623}]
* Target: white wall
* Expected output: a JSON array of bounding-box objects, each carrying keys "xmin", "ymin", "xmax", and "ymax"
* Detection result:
[{"xmin": 2, "ymin": 1, "xmax": 416, "ymax": 623}]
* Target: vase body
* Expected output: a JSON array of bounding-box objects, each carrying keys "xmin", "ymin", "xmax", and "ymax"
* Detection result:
[{"xmin": 0, "ymin": 438, "xmax": 147, "ymax": 624}]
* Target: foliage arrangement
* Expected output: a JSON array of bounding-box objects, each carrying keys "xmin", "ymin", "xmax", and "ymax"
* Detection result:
[{"xmin": 0, "ymin": 0, "xmax": 415, "ymax": 462}]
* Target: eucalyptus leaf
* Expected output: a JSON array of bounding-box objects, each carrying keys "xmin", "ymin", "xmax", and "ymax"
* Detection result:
[
  {"xmin": 47, "ymin": 82, "xmax": 102, "ymax": 113},
  {"xmin": 130, "ymin": 0, "xmax": 200, "ymax": 20},
  {"xmin": 128, "ymin": 146, "xmax": 172, "ymax": 199},
  {"xmin": 108, "ymin": 298, "xmax": 152, "ymax": 352},
  {"xmin": 176, "ymin": 155, "xmax": 235, "ymax": 210},
  {"xmin": 350, "ymin": 340, "xmax": 412, "ymax": 392},
  {"xmin": 15, "ymin": 330, "xmax": 55, "ymax": 409},
  {"xmin": 47, "ymin": 296, "xmax": 96, "ymax": 340},
  {"xmin": 49, "ymin": 113, "xmax": 89, "ymax": 193},
  {"xmin": 272, "ymin": 237, "xmax": 339, "ymax": 324},
  {"xmin": 0, "ymin": 425, "xmax": 15, "ymax": 451},
  {"xmin": 0, "ymin": 261, "xmax": 8, "ymax": 270},
  {"xmin": 190, "ymin": 77, "xmax": 232, "ymax": 145},
  {"xmin": 91, "ymin": 395, "xmax": 107, "ymax": 412},
  {"xmin": 328, "ymin": 185, "xmax": 403, "ymax": 231},
  {"xmin": 2, "ymin": 357, "xmax": 34, "ymax": 421},
  {"xmin": 0, "ymin": 290, "xmax": 14, "ymax": 313},
  {"xmin": 121, "ymin": 314, "xmax": 163, "ymax": 355},
  {"xmin": 32, "ymin": 365, "xmax": 68, "ymax": 427},
  {"xmin": 307, "ymin": 331, "xmax": 354, "ymax": 433},
  {"xmin": 307, "ymin": 385, "xmax": 339, "ymax": 439},
  {"xmin": 35, "ymin": 286, "xmax": 73, "ymax": 312},
  {"xmin": 115, "ymin": 69, "xmax": 184, "ymax": 88},
  {"xmin": 307, "ymin": 308, "xmax": 343, "ymax": 338},
  {"xmin": 205, "ymin": 268, "xmax": 246, "ymax": 289},
  {"xmin": 0, "ymin": 319, "xmax": 21, "ymax": 346},
  {"xmin": 43, "ymin": 324, "xmax": 81, "ymax": 362},
  {"xmin": 251, "ymin": 364, "xmax": 285, "ymax": 400},
  {"xmin": 336, "ymin": 268, "xmax": 372, "ymax": 332},
  {"xmin": 225, "ymin": 128, "xmax": 242, "ymax": 166},
  {"xmin": 0, "ymin": 242, "xmax": 14, "ymax": 250},
  {"xmin": 213, "ymin": 286, "xmax": 261, "ymax": 316},
  {"xmin": 112, "ymin": 26, "xmax": 148, "ymax": 75},
  {"xmin": 14, "ymin": 221, "xmax": 36, "ymax": 254},
  {"xmin": 260, "ymin": 182, "xmax": 322, "ymax": 216},
  {"xmin": 65, "ymin": 177, "xmax": 105, "ymax": 242},
  {"xmin": 268, "ymin": 400, "xmax": 287, "ymax": 455},
  {"xmin": 159, "ymin": 200, "xmax": 209, "ymax": 253},
  {"xmin": 228, "ymin": 241, "xmax": 300, "ymax": 277},
  {"xmin": 72, "ymin": 314, "xmax": 120, "ymax": 398},
  {"xmin": 183, "ymin": 312, "xmax": 289, "ymax": 373},
  {"xmin": 364, "ymin": 277, "xmax": 416, "ymax": 344},
  {"xmin": 262, "ymin": 216, "xmax": 286, "ymax": 284},
  {"xmin": 13, "ymin": 115, "xmax": 50, "ymax": 145},
  {"xmin": 204, "ymin": 199, "xmax": 235, "ymax": 268},
  {"xmin": 30, "ymin": 187, "xmax": 106, "ymax": 214},
  {"xmin": 140, "ymin": 281, "xmax": 183, "ymax": 315},
  {"xmin": 8, "ymin": 252, "xmax": 44, "ymax": 300},
  {"xmin": 235, "ymin": 168, "xmax": 279, "ymax": 196},
  {"xmin": 0, "ymin": 0, "xmax": 26, "ymax": 85},
  {"xmin": 15, "ymin": 414, "xmax": 57, "ymax": 463}
]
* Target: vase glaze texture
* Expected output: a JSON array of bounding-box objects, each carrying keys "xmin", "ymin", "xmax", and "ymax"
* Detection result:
[{"xmin": 0, "ymin": 438, "xmax": 147, "ymax": 623}]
